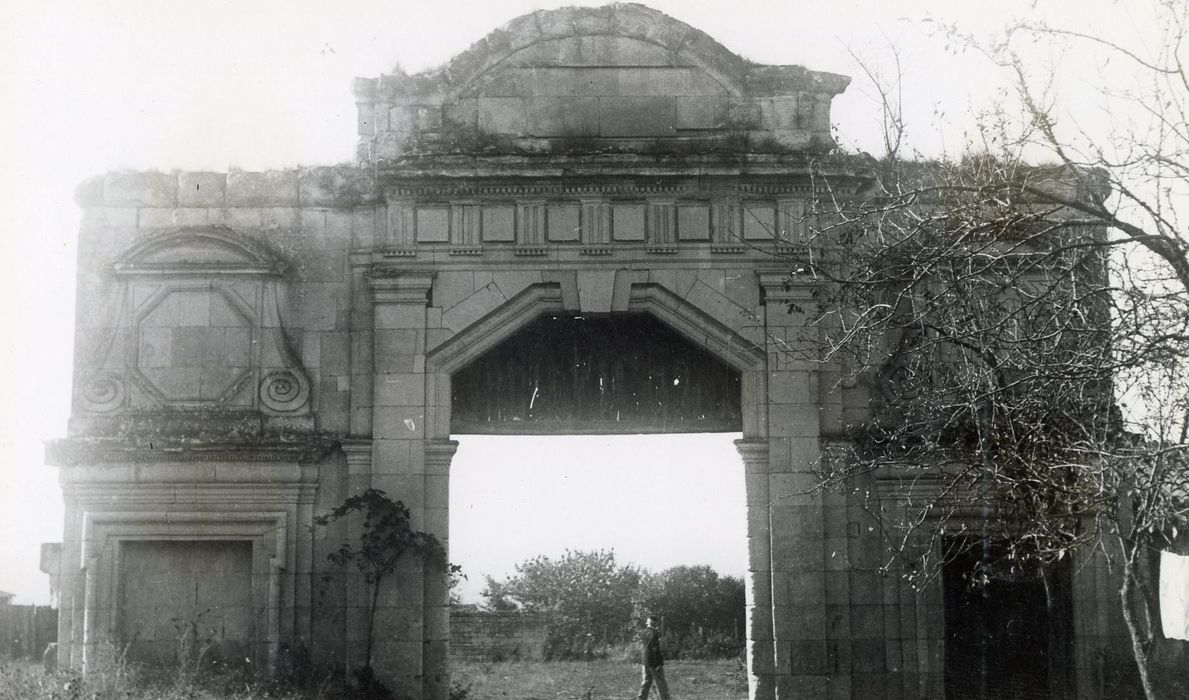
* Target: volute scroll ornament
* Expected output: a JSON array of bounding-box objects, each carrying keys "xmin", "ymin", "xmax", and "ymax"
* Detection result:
[
  {"xmin": 259, "ymin": 369, "xmax": 311, "ymax": 413},
  {"xmin": 78, "ymin": 371, "xmax": 127, "ymax": 413}
]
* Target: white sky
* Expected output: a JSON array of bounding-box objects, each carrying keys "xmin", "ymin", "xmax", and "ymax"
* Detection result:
[
  {"xmin": 0, "ymin": 0, "xmax": 1159, "ymax": 604},
  {"xmin": 450, "ymin": 434, "xmax": 746, "ymax": 603}
]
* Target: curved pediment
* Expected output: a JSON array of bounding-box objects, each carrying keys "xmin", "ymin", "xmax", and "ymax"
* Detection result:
[
  {"xmin": 355, "ymin": 4, "xmax": 850, "ymax": 159},
  {"xmin": 112, "ymin": 226, "xmax": 287, "ymax": 276},
  {"xmin": 428, "ymin": 4, "xmax": 749, "ymax": 99}
]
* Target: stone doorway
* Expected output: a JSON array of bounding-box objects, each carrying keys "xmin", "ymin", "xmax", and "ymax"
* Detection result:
[{"xmin": 942, "ymin": 539, "xmax": 1074, "ymax": 699}]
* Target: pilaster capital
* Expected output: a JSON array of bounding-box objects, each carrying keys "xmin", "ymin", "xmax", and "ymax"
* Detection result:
[
  {"xmin": 369, "ymin": 270, "xmax": 434, "ymax": 305},
  {"xmin": 341, "ymin": 438, "xmax": 373, "ymax": 475},
  {"xmin": 424, "ymin": 439, "xmax": 460, "ymax": 474},
  {"xmin": 734, "ymin": 438, "xmax": 770, "ymax": 467},
  {"xmin": 758, "ymin": 270, "xmax": 814, "ymax": 304}
]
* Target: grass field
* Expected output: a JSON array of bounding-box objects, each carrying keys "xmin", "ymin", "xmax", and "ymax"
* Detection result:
[
  {"xmin": 452, "ymin": 658, "xmax": 749, "ymax": 700},
  {"xmin": 0, "ymin": 657, "xmax": 748, "ymax": 700}
]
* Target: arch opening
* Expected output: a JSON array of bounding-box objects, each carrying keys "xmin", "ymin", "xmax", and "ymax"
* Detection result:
[{"xmin": 440, "ymin": 307, "xmax": 754, "ymax": 686}]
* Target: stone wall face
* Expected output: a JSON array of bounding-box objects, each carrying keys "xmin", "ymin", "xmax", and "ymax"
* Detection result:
[
  {"xmin": 48, "ymin": 5, "xmax": 1126, "ymax": 700},
  {"xmin": 449, "ymin": 610, "xmax": 548, "ymax": 662}
]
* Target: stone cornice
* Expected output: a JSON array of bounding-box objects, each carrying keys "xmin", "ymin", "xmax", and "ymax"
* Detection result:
[
  {"xmin": 383, "ymin": 180, "xmax": 849, "ymax": 202},
  {"xmin": 377, "ymin": 153, "xmax": 870, "ymax": 188},
  {"xmin": 45, "ymin": 435, "xmax": 341, "ymax": 466}
]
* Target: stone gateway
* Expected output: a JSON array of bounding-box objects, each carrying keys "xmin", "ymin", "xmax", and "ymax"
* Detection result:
[{"xmin": 49, "ymin": 5, "xmax": 1131, "ymax": 698}]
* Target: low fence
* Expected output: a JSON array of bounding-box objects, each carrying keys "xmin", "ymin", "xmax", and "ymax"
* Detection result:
[
  {"xmin": 0, "ymin": 605, "xmax": 57, "ymax": 660},
  {"xmin": 451, "ymin": 609, "xmax": 548, "ymax": 662}
]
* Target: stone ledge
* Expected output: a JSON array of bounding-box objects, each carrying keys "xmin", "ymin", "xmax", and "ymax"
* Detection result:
[
  {"xmin": 75, "ymin": 167, "xmax": 380, "ymax": 208},
  {"xmin": 45, "ymin": 434, "xmax": 341, "ymax": 466}
]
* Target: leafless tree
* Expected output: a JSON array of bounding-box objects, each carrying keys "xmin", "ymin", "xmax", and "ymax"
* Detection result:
[{"xmin": 780, "ymin": 3, "xmax": 1189, "ymax": 697}]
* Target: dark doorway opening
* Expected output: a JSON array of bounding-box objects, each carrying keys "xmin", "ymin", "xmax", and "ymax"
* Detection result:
[{"xmin": 943, "ymin": 538, "xmax": 1073, "ymax": 699}]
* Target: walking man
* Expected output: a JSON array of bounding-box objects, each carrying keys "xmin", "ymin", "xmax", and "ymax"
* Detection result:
[{"xmin": 637, "ymin": 615, "xmax": 671, "ymax": 700}]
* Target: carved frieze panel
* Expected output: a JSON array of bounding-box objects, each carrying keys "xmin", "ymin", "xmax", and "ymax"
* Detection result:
[
  {"xmin": 75, "ymin": 226, "xmax": 312, "ymax": 421},
  {"xmin": 380, "ymin": 184, "xmax": 811, "ymax": 259}
]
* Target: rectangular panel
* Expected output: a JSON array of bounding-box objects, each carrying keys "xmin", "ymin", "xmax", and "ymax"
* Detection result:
[
  {"xmin": 119, "ymin": 540, "xmax": 254, "ymax": 665},
  {"xmin": 612, "ymin": 204, "xmax": 646, "ymax": 241},
  {"xmin": 547, "ymin": 205, "xmax": 581, "ymax": 242},
  {"xmin": 416, "ymin": 207, "xmax": 450, "ymax": 243},
  {"xmin": 677, "ymin": 204, "xmax": 711, "ymax": 240},
  {"xmin": 743, "ymin": 202, "xmax": 776, "ymax": 241},
  {"xmin": 482, "ymin": 206, "xmax": 516, "ymax": 242}
]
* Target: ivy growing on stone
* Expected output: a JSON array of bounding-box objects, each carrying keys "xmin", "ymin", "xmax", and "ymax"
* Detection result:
[{"xmin": 313, "ymin": 488, "xmax": 455, "ymax": 696}]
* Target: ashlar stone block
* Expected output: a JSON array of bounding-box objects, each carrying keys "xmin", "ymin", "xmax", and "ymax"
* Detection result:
[
  {"xmin": 597, "ymin": 96, "xmax": 676, "ymax": 136},
  {"xmin": 526, "ymin": 96, "xmax": 599, "ymax": 136},
  {"xmin": 477, "ymin": 97, "xmax": 528, "ymax": 135},
  {"xmin": 532, "ymin": 66, "xmax": 617, "ymax": 97},
  {"xmin": 226, "ymin": 170, "xmax": 299, "ymax": 207},
  {"xmin": 103, "ymin": 171, "xmax": 177, "ymax": 207},
  {"xmin": 676, "ymin": 95, "xmax": 728, "ymax": 129},
  {"xmin": 177, "ymin": 172, "xmax": 226, "ymax": 207}
]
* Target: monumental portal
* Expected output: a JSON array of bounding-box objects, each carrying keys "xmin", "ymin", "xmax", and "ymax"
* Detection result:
[{"xmin": 49, "ymin": 5, "xmax": 1129, "ymax": 698}]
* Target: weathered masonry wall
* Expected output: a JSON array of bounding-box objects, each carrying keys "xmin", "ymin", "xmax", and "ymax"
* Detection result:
[
  {"xmin": 449, "ymin": 609, "xmax": 548, "ymax": 662},
  {"xmin": 49, "ymin": 4, "xmax": 1130, "ymax": 700}
]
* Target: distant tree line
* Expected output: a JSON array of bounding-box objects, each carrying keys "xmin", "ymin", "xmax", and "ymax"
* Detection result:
[{"xmin": 478, "ymin": 549, "xmax": 744, "ymax": 660}]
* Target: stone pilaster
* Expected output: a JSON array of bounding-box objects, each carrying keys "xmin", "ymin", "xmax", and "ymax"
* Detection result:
[
  {"xmin": 422, "ymin": 439, "xmax": 458, "ymax": 700},
  {"xmin": 367, "ymin": 270, "xmax": 434, "ymax": 698},
  {"xmin": 646, "ymin": 200, "xmax": 677, "ymax": 252},
  {"xmin": 759, "ymin": 271, "xmax": 831, "ymax": 699},
  {"xmin": 516, "ymin": 200, "xmax": 546, "ymax": 255},
  {"xmin": 450, "ymin": 203, "xmax": 481, "ymax": 254},
  {"xmin": 713, "ymin": 200, "xmax": 741, "ymax": 244},
  {"xmin": 387, "ymin": 199, "xmax": 416, "ymax": 249},
  {"xmin": 349, "ymin": 252, "xmax": 374, "ymax": 436},
  {"xmin": 776, "ymin": 199, "xmax": 805, "ymax": 244},
  {"xmin": 737, "ymin": 438, "xmax": 777, "ymax": 700},
  {"xmin": 580, "ymin": 199, "xmax": 611, "ymax": 254}
]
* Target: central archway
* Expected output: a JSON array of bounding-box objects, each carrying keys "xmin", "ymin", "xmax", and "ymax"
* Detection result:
[{"xmin": 422, "ymin": 280, "xmax": 772, "ymax": 695}]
